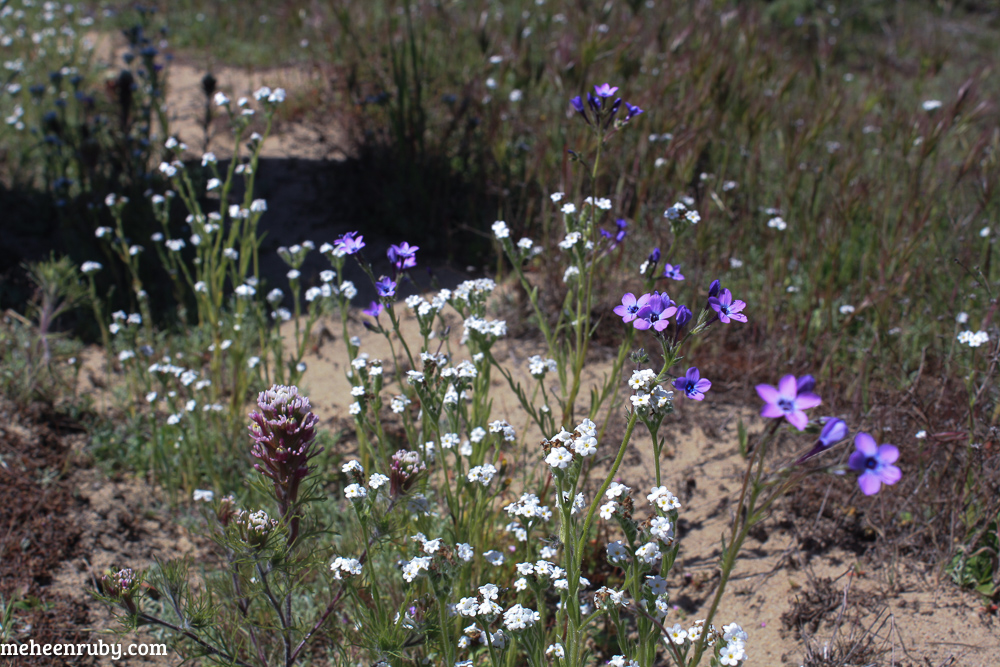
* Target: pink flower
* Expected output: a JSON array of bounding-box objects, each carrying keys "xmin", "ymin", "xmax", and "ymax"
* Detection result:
[
  {"xmin": 848, "ymin": 433, "xmax": 901, "ymax": 495},
  {"xmin": 755, "ymin": 374, "xmax": 821, "ymax": 430}
]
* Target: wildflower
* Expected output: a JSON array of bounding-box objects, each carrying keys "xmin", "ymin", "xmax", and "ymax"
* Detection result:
[
  {"xmin": 369, "ymin": 473, "xmax": 389, "ymax": 489},
  {"xmin": 363, "ymin": 301, "xmax": 382, "ymax": 319},
  {"xmin": 606, "ymin": 482, "xmax": 630, "ymax": 499},
  {"xmin": 599, "ymin": 502, "xmax": 617, "ymax": 520},
  {"xmin": 401, "ymin": 556, "xmax": 432, "ymax": 582},
  {"xmin": 666, "ymin": 623, "xmax": 687, "ymax": 644},
  {"xmin": 334, "ymin": 231, "xmax": 365, "ymax": 255},
  {"xmin": 915, "ymin": 430, "xmax": 927, "ymax": 439},
  {"xmin": 546, "ymin": 643, "xmax": 566, "ymax": 659},
  {"xmin": 767, "ymin": 216, "xmax": 787, "ymax": 231},
  {"xmin": 635, "ymin": 542, "xmax": 661, "ymax": 564},
  {"xmin": 614, "ymin": 293, "xmax": 648, "ymax": 324},
  {"xmin": 755, "ymin": 374, "xmax": 821, "ymax": 430},
  {"xmin": 606, "ymin": 541, "xmax": 630, "ymax": 564},
  {"xmin": 457, "ymin": 597, "xmax": 479, "ymax": 617},
  {"xmin": 248, "ymin": 386, "xmax": 321, "ymax": 540},
  {"xmin": 594, "ymin": 82, "xmax": 618, "ymax": 98},
  {"xmin": 345, "ymin": 483, "xmax": 367, "ymax": 501},
  {"xmin": 193, "ymin": 489, "xmax": 214, "ymax": 502},
  {"xmin": 709, "ymin": 288, "xmax": 748, "ymax": 324},
  {"xmin": 840, "ymin": 304, "xmax": 855, "ymax": 315},
  {"xmin": 375, "ymin": 276, "xmax": 397, "ymax": 298},
  {"xmin": 848, "ymin": 433, "xmax": 902, "ymax": 496},
  {"xmin": 546, "ymin": 447, "xmax": 573, "ymax": 469},
  {"xmin": 798, "ymin": 418, "xmax": 849, "ymax": 463},
  {"xmin": 330, "ymin": 556, "xmax": 362, "ymax": 579},
  {"xmin": 561, "ymin": 203, "xmax": 576, "ymax": 215},
  {"xmin": 81, "ymin": 261, "xmax": 103, "ymax": 274},
  {"xmin": 570, "ymin": 96, "xmax": 590, "ymax": 124},
  {"xmin": 492, "ymin": 220, "xmax": 510, "ymax": 239},
  {"xmin": 634, "ymin": 293, "xmax": 677, "ymax": 332},
  {"xmin": 467, "ymin": 464, "xmax": 497, "ymax": 485},
  {"xmin": 673, "ymin": 367, "xmax": 711, "ymax": 400},
  {"xmin": 663, "ymin": 263, "xmax": 685, "ymax": 281},
  {"xmin": 484, "ymin": 550, "xmax": 505, "ymax": 566},
  {"xmin": 457, "ymin": 543, "xmax": 474, "ymax": 561},
  {"xmin": 624, "ymin": 102, "xmax": 643, "ymax": 121},
  {"xmin": 957, "ymin": 330, "xmax": 990, "ymax": 347},
  {"xmin": 922, "ymin": 99, "xmax": 942, "ymax": 111},
  {"xmin": 388, "ymin": 242, "xmax": 419, "ymax": 270},
  {"xmin": 675, "ymin": 305, "xmax": 693, "ymax": 329}
]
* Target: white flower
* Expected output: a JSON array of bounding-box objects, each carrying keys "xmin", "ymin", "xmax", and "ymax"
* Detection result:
[
  {"xmin": 561, "ymin": 203, "xmax": 576, "ymax": 215},
  {"xmin": 80, "ymin": 261, "xmax": 103, "ymax": 274},
  {"xmin": 550, "ymin": 192, "xmax": 564, "ymax": 202},
  {"xmin": 562, "ymin": 266, "xmax": 580, "ymax": 283},
  {"xmin": 650, "ymin": 516, "xmax": 673, "ymax": 543},
  {"xmin": 839, "ymin": 304, "xmax": 855, "ymax": 315},
  {"xmin": 545, "ymin": 447, "xmax": 573, "ymax": 469},
  {"xmin": 467, "ymin": 464, "xmax": 497, "ymax": 486},
  {"xmin": 401, "ymin": 556, "xmax": 432, "ymax": 582},
  {"xmin": 340, "ymin": 281, "xmax": 358, "ymax": 299},
  {"xmin": 730, "ymin": 257, "xmax": 744, "ymax": 269},
  {"xmin": 981, "ymin": 226, "xmax": 991, "ymax": 238},
  {"xmin": 502, "ymin": 604, "xmax": 539, "ymax": 631},
  {"xmin": 484, "ymin": 550, "xmax": 505, "ymax": 566},
  {"xmin": 606, "ymin": 541, "xmax": 630, "ymax": 564},
  {"xmin": 666, "ymin": 623, "xmax": 688, "ymax": 645},
  {"xmin": 369, "ymin": 473, "xmax": 389, "ymax": 489},
  {"xmin": 546, "ymin": 643, "xmax": 565, "ymax": 659},
  {"xmin": 957, "ymin": 330, "xmax": 990, "ymax": 347},
  {"xmin": 457, "ymin": 597, "xmax": 479, "ymax": 617},
  {"xmin": 599, "ymin": 502, "xmax": 617, "ymax": 520},
  {"xmin": 330, "ymin": 556, "xmax": 362, "ymax": 579},
  {"xmin": 509, "ymin": 89, "xmax": 522, "ymax": 102},
  {"xmin": 492, "ymin": 220, "xmax": 510, "ymax": 239},
  {"xmin": 456, "ymin": 543, "xmax": 474, "ymax": 561},
  {"xmin": 767, "ymin": 216, "xmax": 787, "ymax": 231},
  {"xmin": 192, "ymin": 489, "xmax": 214, "ymax": 502},
  {"xmin": 344, "ymin": 483, "xmax": 367, "ymax": 500},
  {"xmin": 922, "ymin": 99, "xmax": 943, "ymax": 111},
  {"xmin": 406, "ymin": 370, "xmax": 425, "ymax": 384},
  {"xmin": 214, "ymin": 91, "xmax": 230, "ymax": 107},
  {"xmin": 342, "ymin": 460, "xmax": 364, "ymax": 474},
  {"xmin": 645, "ymin": 575, "xmax": 668, "ymax": 595},
  {"xmin": 479, "ymin": 583, "xmax": 499, "ymax": 600},
  {"xmin": 915, "ymin": 430, "xmax": 927, "ymax": 439},
  {"xmin": 517, "ymin": 237, "xmax": 533, "ymax": 250},
  {"xmin": 348, "ymin": 402, "xmax": 361, "ymax": 415},
  {"xmin": 956, "ymin": 312, "xmax": 969, "ymax": 324}
]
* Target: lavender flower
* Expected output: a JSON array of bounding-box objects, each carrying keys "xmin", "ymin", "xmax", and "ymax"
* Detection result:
[
  {"xmin": 708, "ymin": 279, "xmax": 721, "ymax": 298},
  {"xmin": 797, "ymin": 375, "xmax": 816, "ymax": 393},
  {"xmin": 848, "ymin": 433, "xmax": 902, "ymax": 495},
  {"xmin": 375, "ymin": 276, "xmax": 397, "ymax": 298},
  {"xmin": 614, "ymin": 293, "xmax": 649, "ymax": 324},
  {"xmin": 334, "ymin": 231, "xmax": 365, "ymax": 255},
  {"xmin": 663, "ymin": 263, "xmax": 685, "ymax": 281},
  {"xmin": 388, "ymin": 242, "xmax": 419, "ymax": 271},
  {"xmin": 648, "ymin": 248, "xmax": 661, "ymax": 263},
  {"xmin": 755, "ymin": 375, "xmax": 821, "ymax": 431},
  {"xmin": 798, "ymin": 418, "xmax": 849, "ymax": 463},
  {"xmin": 102, "ymin": 567, "xmax": 140, "ymax": 614},
  {"xmin": 708, "ymin": 288, "xmax": 748, "ymax": 323},
  {"xmin": 594, "ymin": 83, "xmax": 619, "ymax": 98},
  {"xmin": 673, "ymin": 368, "xmax": 711, "ymax": 400},
  {"xmin": 363, "ymin": 301, "xmax": 382, "ymax": 318},
  {"xmin": 675, "ymin": 305, "xmax": 693, "ymax": 328},
  {"xmin": 624, "ymin": 102, "xmax": 644, "ymax": 121},
  {"xmin": 248, "ymin": 385, "xmax": 321, "ymax": 544},
  {"xmin": 390, "ymin": 449, "xmax": 426, "ymax": 498},
  {"xmin": 570, "ymin": 96, "xmax": 589, "ymax": 125},
  {"xmin": 634, "ymin": 293, "xmax": 677, "ymax": 332}
]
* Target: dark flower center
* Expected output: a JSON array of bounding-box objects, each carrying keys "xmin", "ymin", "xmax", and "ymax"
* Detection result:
[
  {"xmin": 865, "ymin": 458, "xmax": 878, "ymax": 470},
  {"xmin": 777, "ymin": 397, "xmax": 795, "ymax": 413},
  {"xmin": 627, "ymin": 304, "xmax": 639, "ymax": 314},
  {"xmin": 648, "ymin": 312, "xmax": 660, "ymax": 323}
]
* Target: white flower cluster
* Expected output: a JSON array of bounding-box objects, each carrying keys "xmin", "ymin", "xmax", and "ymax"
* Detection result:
[
  {"xmin": 957, "ymin": 330, "xmax": 989, "ymax": 347},
  {"xmin": 462, "ymin": 315, "xmax": 507, "ymax": 343},
  {"xmin": 451, "ymin": 278, "xmax": 496, "ymax": 307},
  {"xmin": 492, "ymin": 220, "xmax": 510, "ymax": 239},
  {"xmin": 467, "ymin": 463, "xmax": 497, "ymax": 486},
  {"xmin": 400, "ymin": 556, "xmax": 432, "ymax": 582},
  {"xmin": 405, "ymin": 293, "xmax": 447, "ymax": 318},
  {"xmin": 502, "ymin": 604, "xmax": 540, "ymax": 631},
  {"xmin": 456, "ymin": 583, "xmax": 502, "ymax": 619},
  {"xmin": 664, "ymin": 200, "xmax": 700, "ymax": 224},
  {"xmin": 330, "ymin": 556, "xmax": 362, "ymax": 579},
  {"xmin": 584, "ymin": 196, "xmax": 613, "ymax": 210},
  {"xmin": 504, "ymin": 493, "xmax": 552, "ymax": 523},
  {"xmin": 543, "ymin": 419, "xmax": 600, "ymax": 471},
  {"xmin": 489, "ymin": 419, "xmax": 516, "ymax": 442}
]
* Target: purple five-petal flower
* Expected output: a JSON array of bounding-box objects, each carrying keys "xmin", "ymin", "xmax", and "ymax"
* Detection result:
[
  {"xmin": 594, "ymin": 83, "xmax": 619, "ymax": 98},
  {"xmin": 708, "ymin": 288, "xmax": 748, "ymax": 323},
  {"xmin": 624, "ymin": 102, "xmax": 644, "ymax": 121},
  {"xmin": 363, "ymin": 301, "xmax": 382, "ymax": 318},
  {"xmin": 634, "ymin": 293, "xmax": 677, "ymax": 332},
  {"xmin": 848, "ymin": 433, "xmax": 902, "ymax": 496},
  {"xmin": 673, "ymin": 367, "xmax": 711, "ymax": 400},
  {"xmin": 614, "ymin": 292, "xmax": 649, "ymax": 324},
  {"xmin": 755, "ymin": 374, "xmax": 821, "ymax": 431},
  {"xmin": 388, "ymin": 242, "xmax": 419, "ymax": 270},
  {"xmin": 334, "ymin": 231, "xmax": 365, "ymax": 255},
  {"xmin": 375, "ymin": 276, "xmax": 396, "ymax": 298},
  {"xmin": 663, "ymin": 263, "xmax": 685, "ymax": 281}
]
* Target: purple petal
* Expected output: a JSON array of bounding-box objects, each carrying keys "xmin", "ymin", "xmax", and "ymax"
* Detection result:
[
  {"xmin": 878, "ymin": 464, "xmax": 902, "ymax": 486},
  {"xmin": 847, "ymin": 450, "xmax": 868, "ymax": 472},
  {"xmin": 633, "ymin": 319, "xmax": 651, "ymax": 330},
  {"xmin": 819, "ymin": 419, "xmax": 848, "ymax": 446},
  {"xmin": 858, "ymin": 471, "xmax": 882, "ymax": 496},
  {"xmin": 854, "ymin": 432, "xmax": 878, "ymax": 457},
  {"xmin": 661, "ymin": 306, "xmax": 678, "ymax": 319},
  {"xmin": 756, "ymin": 384, "xmax": 779, "ymax": 403},
  {"xmin": 796, "ymin": 392, "xmax": 822, "ymax": 410},
  {"xmin": 694, "ymin": 379, "xmax": 712, "ymax": 392},
  {"xmin": 876, "ymin": 444, "xmax": 899, "ymax": 465},
  {"xmin": 761, "ymin": 404, "xmax": 784, "ymax": 419},
  {"xmin": 622, "ymin": 293, "xmax": 636, "ymax": 307},
  {"xmin": 717, "ymin": 312, "xmax": 731, "ymax": 324},
  {"xmin": 688, "ymin": 391, "xmax": 705, "ymax": 401},
  {"xmin": 636, "ymin": 293, "xmax": 652, "ymax": 308},
  {"xmin": 672, "ymin": 378, "xmax": 687, "ymax": 391},
  {"xmin": 728, "ymin": 299, "xmax": 747, "ymax": 314},
  {"xmin": 728, "ymin": 313, "xmax": 748, "ymax": 323},
  {"xmin": 786, "ymin": 410, "xmax": 808, "ymax": 431},
  {"xmin": 653, "ymin": 319, "xmax": 670, "ymax": 332},
  {"xmin": 778, "ymin": 375, "xmax": 798, "ymax": 398},
  {"xmin": 686, "ymin": 367, "xmax": 701, "ymax": 382}
]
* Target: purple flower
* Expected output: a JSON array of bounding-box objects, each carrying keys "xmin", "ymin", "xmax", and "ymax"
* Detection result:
[
  {"xmin": 663, "ymin": 263, "xmax": 685, "ymax": 281},
  {"xmin": 363, "ymin": 301, "xmax": 382, "ymax": 318},
  {"xmin": 334, "ymin": 231, "xmax": 365, "ymax": 255},
  {"xmin": 375, "ymin": 276, "xmax": 396, "ymax": 298},
  {"xmin": 756, "ymin": 375, "xmax": 821, "ymax": 431},
  {"xmin": 634, "ymin": 292, "xmax": 677, "ymax": 332},
  {"xmin": 708, "ymin": 288, "xmax": 748, "ymax": 324},
  {"xmin": 797, "ymin": 375, "xmax": 816, "ymax": 394},
  {"xmin": 615, "ymin": 218, "xmax": 628, "ymax": 241},
  {"xmin": 624, "ymin": 102, "xmax": 644, "ymax": 121},
  {"xmin": 604, "ymin": 98, "xmax": 623, "ymax": 128},
  {"xmin": 798, "ymin": 418, "xmax": 849, "ymax": 463},
  {"xmin": 387, "ymin": 242, "xmax": 419, "ymax": 271},
  {"xmin": 675, "ymin": 305, "xmax": 693, "ymax": 328},
  {"xmin": 570, "ymin": 96, "xmax": 590, "ymax": 125},
  {"xmin": 708, "ymin": 279, "xmax": 721, "ymax": 298},
  {"xmin": 848, "ymin": 433, "xmax": 902, "ymax": 496},
  {"xmin": 673, "ymin": 367, "xmax": 711, "ymax": 400},
  {"xmin": 594, "ymin": 83, "xmax": 619, "ymax": 98},
  {"xmin": 586, "ymin": 91, "xmax": 601, "ymax": 114},
  {"xmin": 613, "ymin": 292, "xmax": 649, "ymax": 324},
  {"xmin": 648, "ymin": 247, "xmax": 661, "ymax": 263}
]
